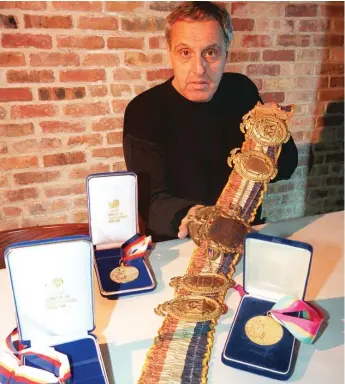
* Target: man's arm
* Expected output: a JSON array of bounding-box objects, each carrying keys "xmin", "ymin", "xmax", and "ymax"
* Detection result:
[{"xmin": 123, "ymin": 98, "xmax": 201, "ymax": 240}]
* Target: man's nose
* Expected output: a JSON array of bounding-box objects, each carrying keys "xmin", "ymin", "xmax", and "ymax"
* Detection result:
[{"xmin": 192, "ymin": 55, "xmax": 206, "ymax": 75}]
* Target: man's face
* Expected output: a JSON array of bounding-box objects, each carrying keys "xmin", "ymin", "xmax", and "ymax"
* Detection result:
[{"xmin": 169, "ymin": 20, "xmax": 227, "ymax": 102}]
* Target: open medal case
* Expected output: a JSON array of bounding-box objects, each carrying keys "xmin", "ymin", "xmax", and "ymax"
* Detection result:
[
  {"xmin": 222, "ymin": 233, "xmax": 313, "ymax": 380},
  {"xmin": 86, "ymin": 172, "xmax": 156, "ymax": 298},
  {"xmin": 5, "ymin": 236, "xmax": 109, "ymax": 384}
]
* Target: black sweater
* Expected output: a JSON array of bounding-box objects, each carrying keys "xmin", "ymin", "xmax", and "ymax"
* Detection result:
[{"xmin": 123, "ymin": 73, "xmax": 298, "ymax": 241}]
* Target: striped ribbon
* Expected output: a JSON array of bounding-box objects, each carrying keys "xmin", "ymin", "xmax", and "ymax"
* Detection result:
[
  {"xmin": 139, "ymin": 103, "xmax": 292, "ymax": 384},
  {"xmin": 121, "ymin": 234, "xmax": 152, "ymax": 262},
  {"xmin": 0, "ymin": 329, "xmax": 71, "ymax": 384},
  {"xmin": 270, "ymin": 296, "xmax": 324, "ymax": 344}
]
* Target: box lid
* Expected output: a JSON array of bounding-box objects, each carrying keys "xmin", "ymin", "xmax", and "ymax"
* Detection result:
[
  {"xmin": 87, "ymin": 172, "xmax": 138, "ymax": 247},
  {"xmin": 243, "ymin": 233, "xmax": 313, "ymax": 301},
  {"xmin": 5, "ymin": 236, "xmax": 94, "ymax": 347}
]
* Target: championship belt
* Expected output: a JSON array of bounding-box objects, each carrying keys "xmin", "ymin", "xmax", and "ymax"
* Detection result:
[{"xmin": 139, "ymin": 102, "xmax": 293, "ymax": 384}]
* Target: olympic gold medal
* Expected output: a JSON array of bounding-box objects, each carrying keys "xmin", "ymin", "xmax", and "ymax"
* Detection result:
[
  {"xmin": 245, "ymin": 315, "xmax": 283, "ymax": 346},
  {"xmin": 110, "ymin": 265, "xmax": 139, "ymax": 283}
]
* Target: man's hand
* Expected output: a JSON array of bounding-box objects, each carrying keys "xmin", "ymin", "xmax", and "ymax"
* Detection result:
[{"xmin": 177, "ymin": 205, "xmax": 204, "ymax": 239}]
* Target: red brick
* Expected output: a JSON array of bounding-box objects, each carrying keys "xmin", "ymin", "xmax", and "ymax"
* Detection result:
[
  {"xmin": 74, "ymin": 197, "xmax": 87, "ymax": 207},
  {"xmin": 314, "ymin": 35, "xmax": 344, "ymax": 47},
  {"xmin": 44, "ymin": 152, "xmax": 86, "ymax": 167},
  {"xmin": 320, "ymin": 63, "xmax": 344, "ymax": 75},
  {"xmin": 246, "ymin": 64, "xmax": 280, "ymax": 76},
  {"xmin": 7, "ymin": 69, "xmax": 54, "ymax": 83},
  {"xmin": 57, "ymin": 36, "xmax": 104, "ymax": 49},
  {"xmin": 40, "ymin": 121, "xmax": 85, "ymax": 134},
  {"xmin": 232, "ymin": 18, "xmax": 254, "ymax": 31},
  {"xmin": 60, "ymin": 69, "xmax": 105, "ymax": 82},
  {"xmin": 286, "ymin": 4, "xmax": 317, "ymax": 17},
  {"xmin": 44, "ymin": 183, "xmax": 85, "ymax": 197},
  {"xmin": 0, "ymin": 88, "xmax": 32, "ymax": 102},
  {"xmin": 0, "ymin": 175, "xmax": 7, "ymax": 187},
  {"xmin": 39, "ymin": 87, "xmax": 85, "ymax": 101},
  {"xmin": 13, "ymin": 138, "xmax": 62, "ymax": 153},
  {"xmin": 134, "ymin": 85, "xmax": 147, "ymax": 95},
  {"xmin": 121, "ymin": 17, "xmax": 165, "ymax": 32},
  {"xmin": 23, "ymin": 215, "xmax": 69, "ymax": 226},
  {"xmin": 30, "ymin": 52, "xmax": 79, "ymax": 67},
  {"xmin": 332, "ymin": 19, "xmax": 344, "ymax": 33},
  {"xmin": 0, "ymin": 141, "xmax": 7, "ymax": 153},
  {"xmin": 263, "ymin": 78, "xmax": 296, "ymax": 91},
  {"xmin": 230, "ymin": 51, "xmax": 260, "ymax": 62},
  {"xmin": 64, "ymin": 102, "xmax": 110, "ymax": 117},
  {"xmin": 108, "ymin": 37, "xmax": 144, "ymax": 49},
  {"xmin": 0, "ymin": 107, "xmax": 6, "ymax": 119},
  {"xmin": 105, "ymin": 1, "xmax": 142, "ymax": 11},
  {"xmin": 73, "ymin": 211, "xmax": 88, "ymax": 223},
  {"xmin": 112, "ymin": 100, "xmax": 130, "ymax": 113},
  {"xmin": 0, "ymin": 123, "xmax": 33, "ymax": 136},
  {"xmin": 113, "ymin": 68, "xmax": 141, "ymax": 80},
  {"xmin": 5, "ymin": 187, "xmax": 38, "ymax": 202},
  {"xmin": 149, "ymin": 36, "xmax": 166, "ymax": 49},
  {"xmin": 248, "ymin": 3, "xmax": 284, "ymax": 17},
  {"xmin": 11, "ymin": 104, "xmax": 57, "ymax": 119},
  {"xmin": 146, "ymin": 69, "xmax": 174, "ymax": 81},
  {"xmin": 24, "ymin": 15, "xmax": 72, "ymax": 29},
  {"xmin": 286, "ymin": 91, "xmax": 317, "ymax": 103},
  {"xmin": 3, "ymin": 207, "xmax": 22, "ymax": 216},
  {"xmin": 52, "ymin": 1, "xmax": 101, "ymax": 12},
  {"xmin": 28, "ymin": 203, "xmax": 45, "ymax": 214},
  {"xmin": 67, "ymin": 134, "xmax": 103, "ymax": 147},
  {"xmin": 125, "ymin": 52, "xmax": 163, "ymax": 67},
  {"xmin": 0, "ymin": 156, "xmax": 38, "ymax": 171},
  {"xmin": 252, "ymin": 79, "xmax": 263, "ymax": 91},
  {"xmin": 329, "ymin": 47, "xmax": 344, "ymax": 62},
  {"xmin": 78, "ymin": 16, "xmax": 118, "ymax": 31},
  {"xmin": 69, "ymin": 163, "xmax": 110, "ymax": 179},
  {"xmin": 261, "ymin": 92, "xmax": 285, "ymax": 103},
  {"xmin": 2, "ymin": 33, "xmax": 52, "ymax": 48},
  {"xmin": 107, "ymin": 131, "xmax": 122, "ymax": 145},
  {"xmin": 297, "ymin": 77, "xmax": 328, "ymax": 89},
  {"xmin": 321, "ymin": 4, "xmax": 344, "ymax": 17},
  {"xmin": 113, "ymin": 161, "xmax": 126, "ymax": 172},
  {"xmin": 0, "ymin": 14, "xmax": 17, "ymax": 29},
  {"xmin": 263, "ymin": 50, "xmax": 295, "ymax": 61},
  {"xmin": 278, "ymin": 35, "xmax": 310, "ymax": 47},
  {"xmin": 0, "ymin": 2, "xmax": 46, "ymax": 10},
  {"xmin": 296, "ymin": 20, "xmax": 330, "ymax": 32},
  {"xmin": 330, "ymin": 77, "xmax": 344, "ymax": 88},
  {"xmin": 92, "ymin": 147, "xmax": 123, "ymax": 158},
  {"xmin": 82, "ymin": 54, "xmax": 119, "ymax": 67},
  {"xmin": 50, "ymin": 199, "xmax": 71, "ymax": 212},
  {"xmin": 319, "ymin": 89, "xmax": 344, "ymax": 101},
  {"xmin": 241, "ymin": 35, "xmax": 271, "ymax": 48},
  {"xmin": 0, "ymin": 52, "xmax": 25, "ymax": 67},
  {"xmin": 231, "ymin": 2, "xmax": 248, "ymax": 17},
  {"xmin": 149, "ymin": 1, "xmax": 177, "ymax": 11},
  {"xmin": 111, "ymin": 84, "xmax": 131, "ymax": 97},
  {"xmin": 92, "ymin": 117, "xmax": 123, "ymax": 131},
  {"xmin": 89, "ymin": 85, "xmax": 107, "ymax": 97},
  {"xmin": 290, "ymin": 116, "xmax": 315, "ymax": 132},
  {"xmin": 297, "ymin": 48, "xmax": 328, "ymax": 61},
  {"xmin": 14, "ymin": 170, "xmax": 60, "ymax": 185}
]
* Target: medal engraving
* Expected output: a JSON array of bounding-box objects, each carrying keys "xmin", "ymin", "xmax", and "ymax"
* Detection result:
[
  {"xmin": 170, "ymin": 273, "xmax": 234, "ymax": 294},
  {"xmin": 110, "ymin": 265, "xmax": 139, "ymax": 283},
  {"xmin": 228, "ymin": 149, "xmax": 277, "ymax": 182},
  {"xmin": 245, "ymin": 315, "xmax": 283, "ymax": 346},
  {"xmin": 155, "ymin": 296, "xmax": 223, "ymax": 322}
]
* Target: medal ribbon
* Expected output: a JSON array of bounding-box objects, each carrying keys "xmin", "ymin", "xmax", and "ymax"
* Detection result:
[
  {"xmin": 121, "ymin": 234, "xmax": 152, "ymax": 262},
  {"xmin": 0, "ymin": 328, "xmax": 71, "ymax": 384},
  {"xmin": 270, "ymin": 296, "xmax": 324, "ymax": 344}
]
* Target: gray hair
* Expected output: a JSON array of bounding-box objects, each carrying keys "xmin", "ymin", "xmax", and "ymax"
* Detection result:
[{"xmin": 165, "ymin": 1, "xmax": 233, "ymax": 50}]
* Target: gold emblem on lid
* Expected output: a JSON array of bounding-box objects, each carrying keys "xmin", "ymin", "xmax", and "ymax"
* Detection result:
[
  {"xmin": 154, "ymin": 296, "xmax": 224, "ymax": 322},
  {"xmin": 110, "ymin": 265, "xmax": 139, "ymax": 284},
  {"xmin": 170, "ymin": 273, "xmax": 234, "ymax": 294},
  {"xmin": 245, "ymin": 315, "xmax": 283, "ymax": 346},
  {"xmin": 228, "ymin": 148, "xmax": 277, "ymax": 182}
]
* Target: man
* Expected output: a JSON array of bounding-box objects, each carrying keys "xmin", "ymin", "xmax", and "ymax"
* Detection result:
[{"xmin": 123, "ymin": 1, "xmax": 298, "ymax": 242}]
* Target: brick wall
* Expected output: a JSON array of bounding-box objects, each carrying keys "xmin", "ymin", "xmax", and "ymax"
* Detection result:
[{"xmin": 0, "ymin": 1, "xmax": 344, "ymax": 231}]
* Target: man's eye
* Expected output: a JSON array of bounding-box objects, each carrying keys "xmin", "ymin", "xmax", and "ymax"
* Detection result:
[
  {"xmin": 180, "ymin": 50, "xmax": 191, "ymax": 58},
  {"xmin": 204, "ymin": 50, "xmax": 219, "ymax": 61}
]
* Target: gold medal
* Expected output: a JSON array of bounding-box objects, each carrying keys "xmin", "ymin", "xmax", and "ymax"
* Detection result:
[
  {"xmin": 245, "ymin": 315, "xmax": 283, "ymax": 346},
  {"xmin": 110, "ymin": 264, "xmax": 139, "ymax": 283}
]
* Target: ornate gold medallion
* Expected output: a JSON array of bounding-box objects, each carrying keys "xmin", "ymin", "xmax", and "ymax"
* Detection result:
[
  {"xmin": 170, "ymin": 273, "xmax": 234, "ymax": 294},
  {"xmin": 154, "ymin": 296, "xmax": 223, "ymax": 322},
  {"xmin": 245, "ymin": 315, "xmax": 283, "ymax": 346},
  {"xmin": 109, "ymin": 264, "xmax": 139, "ymax": 283},
  {"xmin": 228, "ymin": 149, "xmax": 277, "ymax": 182}
]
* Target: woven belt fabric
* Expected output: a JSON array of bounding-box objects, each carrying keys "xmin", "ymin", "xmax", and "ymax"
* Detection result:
[{"xmin": 139, "ymin": 103, "xmax": 293, "ymax": 384}]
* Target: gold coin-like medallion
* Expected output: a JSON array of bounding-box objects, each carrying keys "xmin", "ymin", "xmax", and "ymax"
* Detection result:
[
  {"xmin": 110, "ymin": 265, "xmax": 139, "ymax": 283},
  {"xmin": 245, "ymin": 315, "xmax": 283, "ymax": 346},
  {"xmin": 170, "ymin": 273, "xmax": 233, "ymax": 294}
]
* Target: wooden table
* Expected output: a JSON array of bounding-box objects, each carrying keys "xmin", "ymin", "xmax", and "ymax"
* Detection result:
[{"xmin": 0, "ymin": 211, "xmax": 343, "ymax": 383}]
